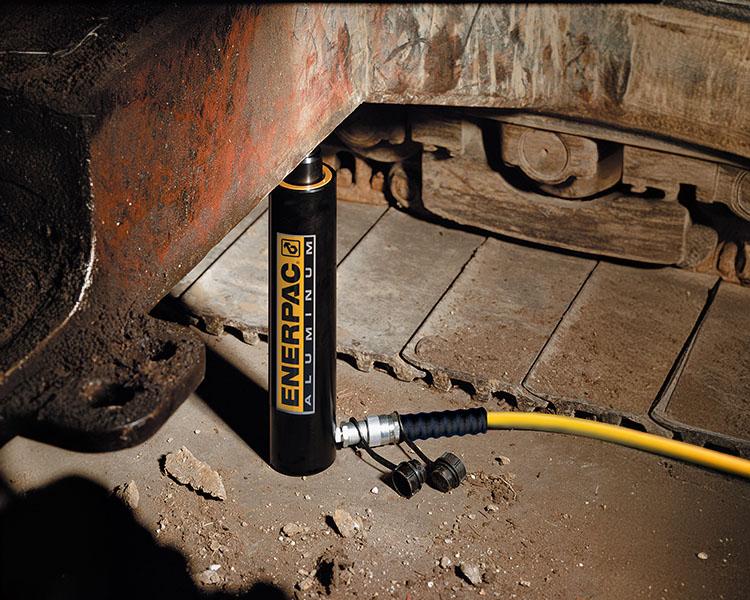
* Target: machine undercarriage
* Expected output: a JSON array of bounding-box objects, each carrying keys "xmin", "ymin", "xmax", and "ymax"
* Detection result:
[{"xmin": 1, "ymin": 3, "xmax": 748, "ymax": 453}]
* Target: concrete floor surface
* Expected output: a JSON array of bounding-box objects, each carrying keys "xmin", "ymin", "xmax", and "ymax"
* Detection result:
[{"xmin": 0, "ymin": 333, "xmax": 748, "ymax": 599}]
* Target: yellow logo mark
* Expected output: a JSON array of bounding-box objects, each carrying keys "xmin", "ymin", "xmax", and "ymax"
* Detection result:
[{"xmin": 280, "ymin": 238, "xmax": 300, "ymax": 258}]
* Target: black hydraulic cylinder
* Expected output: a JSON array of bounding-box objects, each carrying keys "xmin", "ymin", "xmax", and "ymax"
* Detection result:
[{"xmin": 269, "ymin": 148, "xmax": 336, "ymax": 475}]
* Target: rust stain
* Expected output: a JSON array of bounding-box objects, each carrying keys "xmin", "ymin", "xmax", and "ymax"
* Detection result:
[
  {"xmin": 89, "ymin": 5, "xmax": 358, "ymax": 306},
  {"xmin": 493, "ymin": 50, "xmax": 510, "ymax": 88},
  {"xmin": 424, "ymin": 25, "xmax": 463, "ymax": 94}
]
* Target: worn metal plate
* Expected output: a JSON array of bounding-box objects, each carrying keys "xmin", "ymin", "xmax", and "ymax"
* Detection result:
[
  {"xmin": 653, "ymin": 283, "xmax": 750, "ymax": 452},
  {"xmin": 171, "ymin": 198, "xmax": 268, "ymax": 298},
  {"xmin": 337, "ymin": 209, "xmax": 484, "ymax": 380},
  {"xmin": 524, "ymin": 263, "xmax": 716, "ymax": 431},
  {"xmin": 334, "ymin": 202, "xmax": 388, "ymax": 263},
  {"xmin": 181, "ymin": 211, "xmax": 269, "ymax": 344},
  {"xmin": 402, "ymin": 238, "xmax": 595, "ymax": 403},
  {"xmin": 180, "ymin": 202, "xmax": 387, "ymax": 344}
]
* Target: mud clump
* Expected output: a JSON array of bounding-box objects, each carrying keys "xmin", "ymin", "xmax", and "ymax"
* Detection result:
[{"xmin": 315, "ymin": 547, "xmax": 355, "ymax": 594}]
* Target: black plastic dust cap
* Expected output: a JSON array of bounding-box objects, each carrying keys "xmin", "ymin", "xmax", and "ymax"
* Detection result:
[
  {"xmin": 428, "ymin": 452, "xmax": 467, "ymax": 493},
  {"xmin": 284, "ymin": 147, "xmax": 323, "ymax": 186},
  {"xmin": 391, "ymin": 459, "xmax": 426, "ymax": 498}
]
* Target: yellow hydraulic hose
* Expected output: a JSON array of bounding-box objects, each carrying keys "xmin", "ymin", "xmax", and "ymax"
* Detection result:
[{"xmin": 487, "ymin": 411, "xmax": 750, "ymax": 479}]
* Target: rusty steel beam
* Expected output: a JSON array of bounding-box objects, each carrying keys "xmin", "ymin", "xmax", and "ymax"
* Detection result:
[
  {"xmin": 0, "ymin": 4, "xmax": 365, "ymax": 449},
  {"xmin": 1, "ymin": 3, "xmax": 748, "ymax": 450}
]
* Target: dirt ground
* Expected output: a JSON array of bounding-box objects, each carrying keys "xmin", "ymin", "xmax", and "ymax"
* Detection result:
[{"xmin": 0, "ymin": 332, "xmax": 748, "ymax": 599}]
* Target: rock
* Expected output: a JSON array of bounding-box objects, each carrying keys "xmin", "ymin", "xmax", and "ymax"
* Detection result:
[
  {"xmin": 197, "ymin": 568, "xmax": 222, "ymax": 586},
  {"xmin": 495, "ymin": 455, "xmax": 511, "ymax": 466},
  {"xmin": 697, "ymin": 551, "xmax": 709, "ymax": 560},
  {"xmin": 458, "ymin": 562, "xmax": 483, "ymax": 586},
  {"xmin": 440, "ymin": 556, "xmax": 452, "ymax": 569},
  {"xmin": 297, "ymin": 575, "xmax": 316, "ymax": 591},
  {"xmin": 519, "ymin": 579, "xmax": 531, "ymax": 587},
  {"xmin": 485, "ymin": 504, "xmax": 500, "ymax": 512},
  {"xmin": 370, "ymin": 486, "xmax": 379, "ymax": 494},
  {"xmin": 113, "ymin": 480, "xmax": 139, "ymax": 509},
  {"xmin": 282, "ymin": 522, "xmax": 306, "ymax": 537},
  {"xmin": 163, "ymin": 446, "xmax": 226, "ymax": 500},
  {"xmin": 331, "ymin": 509, "xmax": 360, "ymax": 538}
]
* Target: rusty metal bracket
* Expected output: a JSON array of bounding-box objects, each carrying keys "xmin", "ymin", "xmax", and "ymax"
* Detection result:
[{"xmin": 0, "ymin": 4, "xmax": 363, "ymax": 450}]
